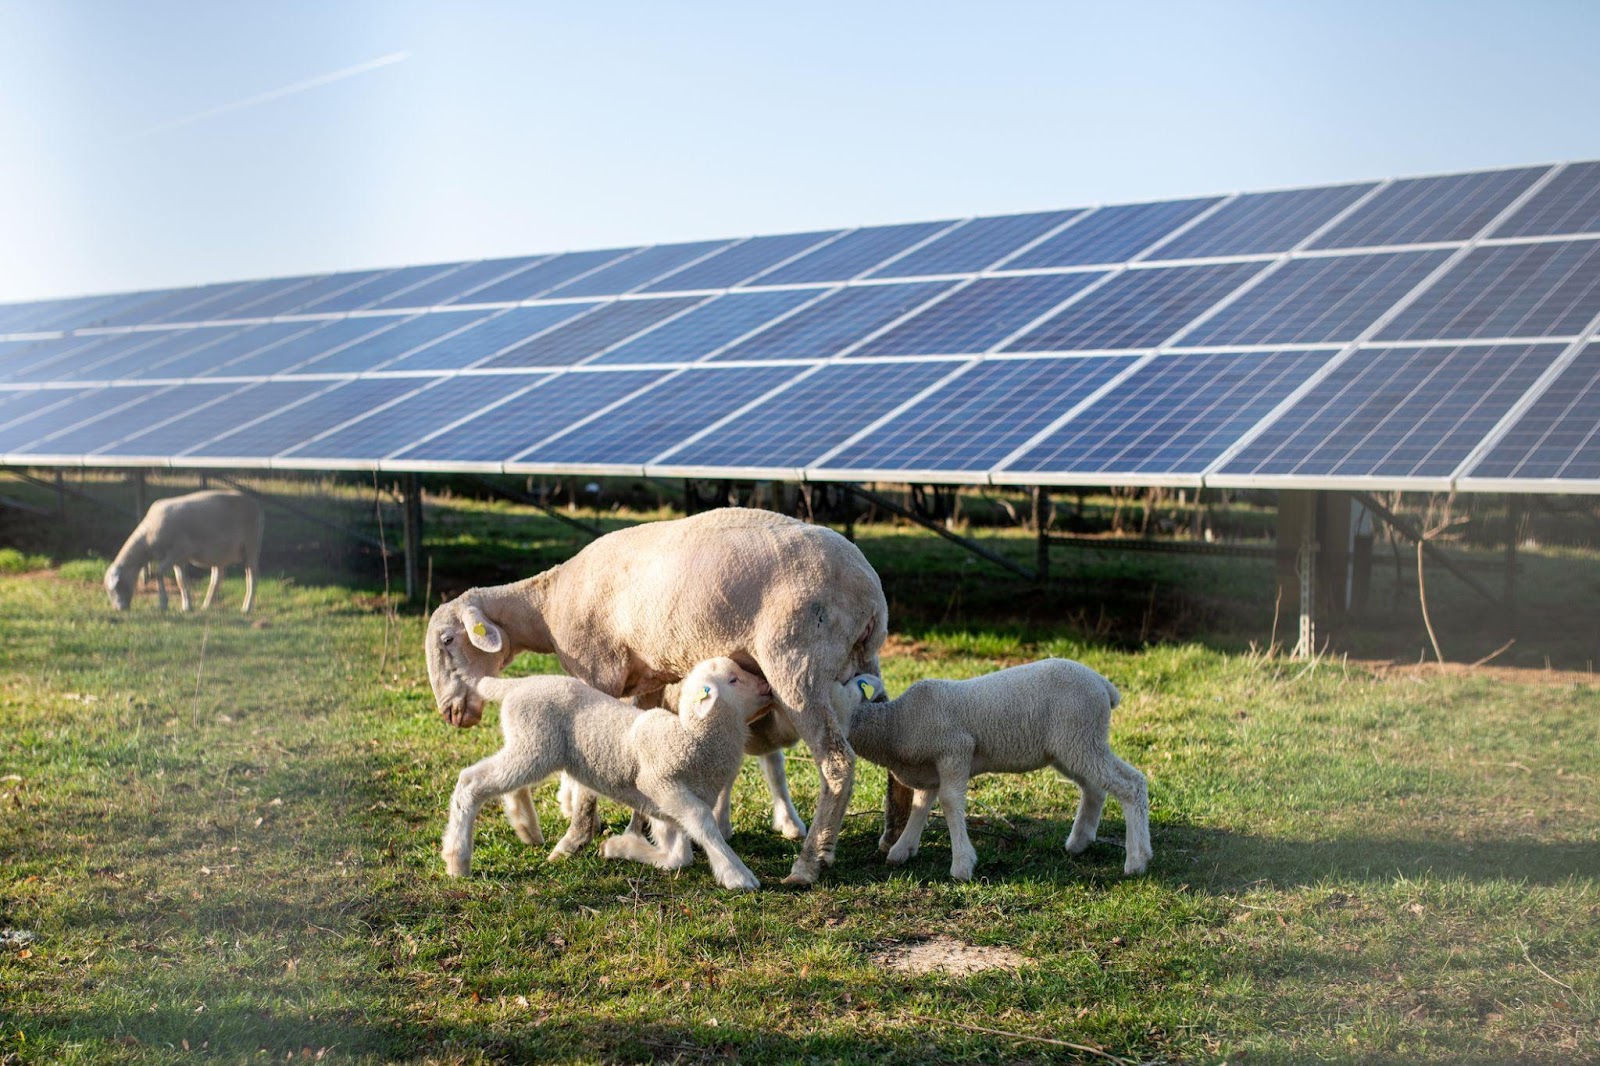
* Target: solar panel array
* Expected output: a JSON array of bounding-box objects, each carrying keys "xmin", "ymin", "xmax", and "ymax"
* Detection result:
[{"xmin": 4, "ymin": 160, "xmax": 1600, "ymax": 494}]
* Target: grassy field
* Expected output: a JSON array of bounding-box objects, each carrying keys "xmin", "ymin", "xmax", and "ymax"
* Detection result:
[{"xmin": 1, "ymin": 495, "xmax": 1598, "ymax": 1063}]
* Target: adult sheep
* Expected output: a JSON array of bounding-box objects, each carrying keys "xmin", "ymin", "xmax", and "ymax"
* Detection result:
[{"xmin": 425, "ymin": 507, "xmax": 886, "ymax": 885}]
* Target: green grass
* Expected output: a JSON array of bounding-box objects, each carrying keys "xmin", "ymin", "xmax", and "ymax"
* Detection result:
[{"xmin": 2, "ymin": 555, "xmax": 1597, "ymax": 1063}]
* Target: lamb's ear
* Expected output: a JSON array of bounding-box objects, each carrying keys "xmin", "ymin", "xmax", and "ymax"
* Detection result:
[{"xmin": 458, "ymin": 604, "xmax": 504, "ymax": 654}]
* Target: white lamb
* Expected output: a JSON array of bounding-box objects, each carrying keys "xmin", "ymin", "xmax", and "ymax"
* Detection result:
[
  {"xmin": 441, "ymin": 657, "xmax": 772, "ymax": 891},
  {"xmin": 834, "ymin": 659, "xmax": 1151, "ymax": 881},
  {"xmin": 105, "ymin": 490, "xmax": 264, "ymax": 613}
]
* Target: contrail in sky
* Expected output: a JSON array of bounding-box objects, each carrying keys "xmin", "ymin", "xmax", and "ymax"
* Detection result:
[{"xmin": 114, "ymin": 51, "xmax": 411, "ymax": 144}]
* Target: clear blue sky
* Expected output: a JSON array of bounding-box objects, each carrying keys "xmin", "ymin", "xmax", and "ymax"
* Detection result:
[{"xmin": 3, "ymin": 1, "xmax": 1598, "ymax": 302}]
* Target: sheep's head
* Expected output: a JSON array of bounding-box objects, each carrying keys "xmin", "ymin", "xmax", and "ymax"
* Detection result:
[
  {"xmin": 678, "ymin": 657, "xmax": 773, "ymax": 725},
  {"xmin": 104, "ymin": 564, "xmax": 134, "ymax": 611},
  {"xmin": 425, "ymin": 596, "xmax": 511, "ymax": 728}
]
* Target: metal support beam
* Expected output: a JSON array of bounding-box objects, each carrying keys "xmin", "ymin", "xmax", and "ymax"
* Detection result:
[
  {"xmin": 402, "ymin": 473, "xmax": 423, "ymax": 603},
  {"xmin": 465, "ymin": 475, "xmax": 604, "ymax": 539},
  {"xmin": 1349, "ymin": 491, "xmax": 1500, "ymax": 604},
  {"xmin": 840, "ymin": 484, "xmax": 1035, "ymax": 580}
]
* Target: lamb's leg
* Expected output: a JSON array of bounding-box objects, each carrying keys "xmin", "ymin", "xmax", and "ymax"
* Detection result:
[
  {"xmin": 652, "ymin": 788, "xmax": 759, "ymax": 891},
  {"xmin": 442, "ymin": 751, "xmax": 549, "ymax": 877},
  {"xmin": 200, "ymin": 566, "xmax": 221, "ymax": 610},
  {"xmin": 1060, "ymin": 765, "xmax": 1108, "ymax": 856},
  {"xmin": 880, "ymin": 777, "xmax": 915, "ymax": 854},
  {"xmin": 758, "ymin": 752, "xmax": 807, "ymax": 840},
  {"xmin": 240, "ymin": 565, "xmax": 256, "ymax": 614},
  {"xmin": 171, "ymin": 565, "xmax": 193, "ymax": 612},
  {"xmin": 501, "ymin": 788, "xmax": 543, "ymax": 847},
  {"xmin": 885, "ymin": 787, "xmax": 935, "ymax": 865},
  {"xmin": 934, "ymin": 756, "xmax": 978, "ymax": 881}
]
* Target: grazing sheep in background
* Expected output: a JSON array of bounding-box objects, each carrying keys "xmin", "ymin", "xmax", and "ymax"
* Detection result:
[
  {"xmin": 425, "ymin": 507, "xmax": 889, "ymax": 887},
  {"xmin": 105, "ymin": 490, "xmax": 264, "ymax": 613},
  {"xmin": 833, "ymin": 659, "xmax": 1151, "ymax": 880},
  {"xmin": 441, "ymin": 657, "xmax": 772, "ymax": 891}
]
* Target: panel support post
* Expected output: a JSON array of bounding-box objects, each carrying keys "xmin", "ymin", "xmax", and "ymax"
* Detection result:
[
  {"xmin": 1032, "ymin": 486, "xmax": 1050, "ymax": 584},
  {"xmin": 402, "ymin": 473, "xmax": 423, "ymax": 604}
]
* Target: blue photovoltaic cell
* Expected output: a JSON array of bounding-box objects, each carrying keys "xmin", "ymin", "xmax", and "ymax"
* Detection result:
[
  {"xmin": 1003, "ymin": 350, "xmax": 1332, "ymax": 476},
  {"xmin": 825, "ymin": 356, "xmax": 1136, "ymax": 472},
  {"xmin": 1309, "ymin": 167, "xmax": 1547, "ymax": 249},
  {"xmin": 462, "ymin": 248, "xmax": 640, "ymax": 304},
  {"xmin": 382, "ymin": 304, "xmax": 598, "ymax": 370},
  {"xmin": 128, "ymin": 322, "xmax": 320, "ymax": 380},
  {"xmin": 13, "ymin": 383, "xmax": 239, "ymax": 456},
  {"xmin": 0, "ymin": 386, "xmax": 163, "ymax": 452},
  {"xmin": 865, "ymin": 211, "xmax": 1085, "ymax": 278},
  {"xmin": 393, "ymin": 370, "xmax": 668, "ymax": 463},
  {"xmin": 852, "ymin": 273, "xmax": 1110, "ymax": 357},
  {"xmin": 711, "ymin": 281, "xmax": 954, "ymax": 362},
  {"xmin": 591, "ymin": 289, "xmax": 819, "ymax": 365},
  {"xmin": 658, "ymin": 361, "xmax": 961, "ymax": 470},
  {"xmin": 281, "ymin": 375, "xmax": 548, "ymax": 460},
  {"xmin": 639, "ymin": 231, "xmax": 840, "ymax": 293},
  {"xmin": 368, "ymin": 256, "xmax": 549, "ymax": 311},
  {"xmin": 1148, "ymin": 183, "xmax": 1378, "ymax": 260},
  {"xmin": 752, "ymin": 222, "xmax": 953, "ymax": 286},
  {"xmin": 1377, "ymin": 240, "xmax": 1600, "ymax": 341},
  {"xmin": 481, "ymin": 298, "xmax": 702, "ymax": 367},
  {"xmin": 64, "ymin": 326, "xmax": 239, "ymax": 381},
  {"xmin": 1468, "ymin": 344, "xmax": 1600, "ymax": 480},
  {"xmin": 206, "ymin": 317, "xmax": 403, "ymax": 377},
  {"xmin": 184, "ymin": 378, "xmax": 425, "ymax": 457},
  {"xmin": 542, "ymin": 241, "xmax": 733, "ymax": 299},
  {"xmin": 96, "ymin": 381, "xmax": 324, "ymax": 457},
  {"xmin": 1179, "ymin": 250, "xmax": 1450, "ymax": 347},
  {"xmin": 1493, "ymin": 161, "xmax": 1600, "ymax": 238},
  {"xmin": 519, "ymin": 364, "xmax": 806, "ymax": 465},
  {"xmin": 238, "ymin": 270, "xmax": 389, "ymax": 319},
  {"xmin": 293, "ymin": 264, "xmax": 469, "ymax": 315},
  {"xmin": 297, "ymin": 311, "xmax": 487, "ymax": 373},
  {"xmin": 1005, "ymin": 262, "xmax": 1261, "ymax": 352},
  {"xmin": 1003, "ymin": 197, "xmax": 1222, "ymax": 269},
  {"xmin": 1221, "ymin": 344, "xmax": 1563, "ymax": 479}
]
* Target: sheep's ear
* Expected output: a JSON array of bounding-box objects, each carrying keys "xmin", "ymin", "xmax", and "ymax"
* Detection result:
[
  {"xmin": 690, "ymin": 683, "xmax": 716, "ymax": 718},
  {"xmin": 459, "ymin": 605, "xmax": 504, "ymax": 654}
]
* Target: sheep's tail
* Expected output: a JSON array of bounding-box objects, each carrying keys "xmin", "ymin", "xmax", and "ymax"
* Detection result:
[
  {"xmin": 1101, "ymin": 674, "xmax": 1121, "ymax": 711},
  {"xmin": 472, "ymin": 676, "xmax": 518, "ymax": 703}
]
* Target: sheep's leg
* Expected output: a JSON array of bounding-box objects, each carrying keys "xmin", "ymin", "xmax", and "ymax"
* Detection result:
[
  {"xmin": 1060, "ymin": 765, "xmax": 1108, "ymax": 856},
  {"xmin": 758, "ymin": 752, "xmax": 807, "ymax": 840},
  {"xmin": 442, "ymin": 751, "xmax": 549, "ymax": 877},
  {"xmin": 240, "ymin": 566, "xmax": 256, "ymax": 614},
  {"xmin": 501, "ymin": 788, "xmax": 543, "ymax": 847},
  {"xmin": 780, "ymin": 693, "xmax": 857, "ymax": 887},
  {"xmin": 934, "ymin": 756, "xmax": 978, "ymax": 882},
  {"xmin": 171, "ymin": 565, "xmax": 193, "ymax": 612},
  {"xmin": 880, "ymin": 777, "xmax": 915, "ymax": 854},
  {"xmin": 200, "ymin": 567, "xmax": 221, "ymax": 610},
  {"xmin": 885, "ymin": 787, "xmax": 936, "ymax": 866},
  {"xmin": 652, "ymin": 787, "xmax": 759, "ymax": 891}
]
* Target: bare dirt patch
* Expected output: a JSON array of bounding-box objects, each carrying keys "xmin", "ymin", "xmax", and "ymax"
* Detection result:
[{"xmin": 871, "ymin": 935, "xmax": 1027, "ymax": 976}]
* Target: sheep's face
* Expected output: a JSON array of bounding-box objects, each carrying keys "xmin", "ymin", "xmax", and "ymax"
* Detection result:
[
  {"xmin": 104, "ymin": 565, "xmax": 133, "ymax": 611},
  {"xmin": 425, "ymin": 599, "xmax": 508, "ymax": 728},
  {"xmin": 679, "ymin": 657, "xmax": 773, "ymax": 725}
]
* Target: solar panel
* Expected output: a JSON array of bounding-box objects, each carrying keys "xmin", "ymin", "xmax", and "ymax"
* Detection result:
[
  {"xmin": 205, "ymin": 317, "xmax": 402, "ymax": 377},
  {"xmin": 1493, "ymin": 161, "xmax": 1600, "ymax": 238},
  {"xmin": 182, "ymin": 378, "xmax": 425, "ymax": 458},
  {"xmin": 1375, "ymin": 240, "xmax": 1600, "ymax": 341},
  {"xmin": 542, "ymin": 241, "xmax": 734, "ymax": 298},
  {"xmin": 296, "ymin": 311, "xmax": 487, "ymax": 374},
  {"xmin": 1177, "ymin": 250, "xmax": 1451, "ymax": 347},
  {"xmin": 710, "ymin": 281, "xmax": 955, "ymax": 362},
  {"xmin": 392, "ymin": 369, "xmax": 669, "ymax": 464},
  {"xmin": 382, "ymin": 304, "xmax": 598, "ymax": 371},
  {"xmin": 463, "ymin": 248, "xmax": 640, "ymax": 304},
  {"xmin": 1309, "ymin": 166, "xmax": 1547, "ymax": 249},
  {"xmin": 127, "ymin": 322, "xmax": 321, "ymax": 380},
  {"xmin": 639, "ymin": 231, "xmax": 841, "ymax": 293},
  {"xmin": 653, "ymin": 361, "xmax": 963, "ymax": 472},
  {"xmin": 368, "ymin": 256, "xmax": 550, "ymax": 311},
  {"xmin": 752, "ymin": 222, "xmax": 953, "ymax": 285},
  {"xmin": 1004, "ymin": 262, "xmax": 1262, "ymax": 352},
  {"xmin": 481, "ymin": 298, "xmax": 701, "ymax": 367},
  {"xmin": 1218, "ymin": 344, "xmax": 1564, "ymax": 480},
  {"xmin": 1001, "ymin": 350, "xmax": 1333, "ymax": 478},
  {"xmin": 1464, "ymin": 344, "xmax": 1600, "ymax": 481},
  {"xmin": 819, "ymin": 357, "xmax": 1137, "ymax": 475},
  {"xmin": 590, "ymin": 289, "xmax": 821, "ymax": 365},
  {"xmin": 516, "ymin": 364, "xmax": 808, "ymax": 467},
  {"xmin": 850, "ymin": 274, "xmax": 1110, "ymax": 357},
  {"xmin": 866, "ymin": 211, "xmax": 1085, "ymax": 278},
  {"xmin": 1148, "ymin": 183, "xmax": 1378, "ymax": 260},
  {"xmin": 94, "ymin": 380, "xmax": 325, "ymax": 458},
  {"xmin": 1003, "ymin": 197, "xmax": 1222, "ymax": 269},
  {"xmin": 279, "ymin": 375, "xmax": 548, "ymax": 462}
]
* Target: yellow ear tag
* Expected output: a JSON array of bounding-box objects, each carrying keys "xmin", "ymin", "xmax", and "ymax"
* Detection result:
[
  {"xmin": 471, "ymin": 622, "xmax": 487, "ymax": 638},
  {"xmin": 696, "ymin": 685, "xmax": 712, "ymax": 703},
  {"xmin": 857, "ymin": 678, "xmax": 876, "ymax": 699}
]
